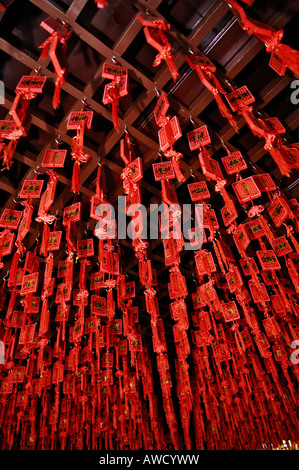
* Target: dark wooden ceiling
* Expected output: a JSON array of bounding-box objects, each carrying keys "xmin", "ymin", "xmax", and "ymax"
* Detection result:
[{"xmin": 0, "ymin": 0, "xmax": 298, "ymax": 346}]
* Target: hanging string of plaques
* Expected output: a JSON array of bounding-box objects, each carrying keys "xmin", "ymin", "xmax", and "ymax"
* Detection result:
[{"xmin": 225, "ymin": 0, "xmax": 299, "ymax": 77}]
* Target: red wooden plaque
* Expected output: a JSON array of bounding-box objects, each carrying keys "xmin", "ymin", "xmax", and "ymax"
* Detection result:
[
  {"xmin": 16, "ymin": 75, "xmax": 47, "ymax": 94},
  {"xmin": 66, "ymin": 111, "xmax": 93, "ymax": 129},
  {"xmin": 187, "ymin": 125, "xmax": 211, "ymax": 151},
  {"xmin": 225, "ymin": 86, "xmax": 255, "ymax": 112},
  {"xmin": 257, "ymin": 250, "xmax": 281, "ymax": 270},
  {"xmin": 232, "ymin": 177, "xmax": 261, "ymax": 203},
  {"xmin": 42, "ymin": 149, "xmax": 67, "ymax": 168},
  {"xmin": 187, "ymin": 181, "xmax": 210, "ymax": 201},
  {"xmin": 152, "ymin": 161, "xmax": 175, "ymax": 181},
  {"xmin": 47, "ymin": 231, "xmax": 62, "ymax": 251},
  {"xmin": 21, "ymin": 272, "xmax": 39, "ymax": 295},
  {"xmin": 0, "ymin": 209, "xmax": 22, "ymax": 229},
  {"xmin": 158, "ymin": 116, "xmax": 182, "ymax": 151},
  {"xmin": 20, "ymin": 179, "xmax": 44, "ymax": 199},
  {"xmin": 154, "ymin": 91, "xmax": 169, "ymax": 127},
  {"xmin": 63, "ymin": 202, "xmax": 81, "ymax": 226},
  {"xmin": 221, "ymin": 151, "xmax": 247, "ymax": 175}
]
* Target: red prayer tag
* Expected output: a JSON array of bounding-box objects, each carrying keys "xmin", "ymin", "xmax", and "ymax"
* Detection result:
[
  {"xmin": 185, "ymin": 51, "xmax": 216, "ymax": 71},
  {"xmin": 123, "ymin": 157, "xmax": 143, "ymax": 183},
  {"xmin": 201, "ymin": 207, "xmax": 219, "ymax": 230},
  {"xmin": 158, "ymin": 116, "xmax": 182, "ymax": 151},
  {"xmin": 27, "ymin": 296, "xmax": 40, "ymax": 314},
  {"xmin": 55, "ymin": 304, "xmax": 70, "ymax": 322},
  {"xmin": 154, "ymin": 91, "xmax": 170, "ymax": 127},
  {"xmin": 221, "ymin": 151, "xmax": 247, "ymax": 175},
  {"xmin": 24, "ymin": 251, "xmax": 40, "ymax": 273},
  {"xmin": 19, "ymin": 324, "xmax": 36, "ymax": 345},
  {"xmin": 100, "ymin": 251, "xmax": 119, "ymax": 274},
  {"xmin": 42, "ymin": 149, "xmax": 67, "ymax": 168},
  {"xmin": 102, "ymin": 62, "xmax": 127, "ymax": 81},
  {"xmin": 249, "ymin": 281, "xmax": 270, "ymax": 303},
  {"xmin": 90, "ymin": 271, "xmax": 105, "ymax": 290},
  {"xmin": 40, "ymin": 16, "xmax": 70, "ymax": 37},
  {"xmin": 66, "ymin": 111, "xmax": 93, "ymax": 130},
  {"xmin": 152, "ymin": 161, "xmax": 175, "ymax": 181},
  {"xmin": 253, "ymin": 173, "xmax": 276, "ymax": 192},
  {"xmin": 257, "ymin": 250, "xmax": 281, "ymax": 270},
  {"xmin": 271, "ymin": 236, "xmax": 292, "ymax": 257},
  {"xmin": 21, "ymin": 272, "xmax": 39, "ymax": 295},
  {"xmin": 192, "ymin": 290, "xmax": 207, "ymax": 309},
  {"xmin": 11, "ymin": 311, "xmax": 25, "ymax": 328},
  {"xmin": 0, "ymin": 209, "xmax": 22, "ymax": 229},
  {"xmin": 265, "ymin": 117, "xmax": 286, "ymax": 134},
  {"xmin": 63, "ymin": 202, "xmax": 81, "ymax": 225},
  {"xmin": 199, "ymin": 154, "xmax": 224, "ymax": 181},
  {"xmin": 91, "ymin": 295, "xmax": 106, "ymax": 315},
  {"xmin": 84, "ymin": 317, "xmax": 98, "ymax": 335},
  {"xmin": 195, "ymin": 251, "xmax": 216, "ymax": 275},
  {"xmin": 55, "ymin": 283, "xmax": 72, "ymax": 303},
  {"xmin": 38, "ymin": 183, "xmax": 56, "ymax": 215},
  {"xmin": 129, "ymin": 335, "xmax": 143, "ymax": 352},
  {"xmin": 15, "ymin": 268, "xmax": 25, "ymax": 286},
  {"xmin": 20, "ymin": 179, "xmax": 44, "ymax": 199},
  {"xmin": 245, "ymin": 219, "xmax": 265, "ymax": 240},
  {"xmin": 0, "ymin": 120, "xmax": 19, "ymax": 138},
  {"xmin": 225, "ymin": 86, "xmax": 255, "ymax": 111},
  {"xmin": 233, "ymin": 224, "xmax": 250, "ymax": 253},
  {"xmin": 77, "ymin": 238, "xmax": 94, "ymax": 258},
  {"xmin": 0, "ymin": 231, "xmax": 15, "ymax": 256},
  {"xmin": 16, "ymin": 75, "xmax": 47, "ymax": 94},
  {"xmin": 261, "ymin": 270, "xmax": 276, "ymax": 286},
  {"xmin": 232, "ymin": 177, "xmax": 261, "ymax": 203},
  {"xmin": 271, "ymin": 295, "xmax": 285, "ymax": 314},
  {"xmin": 73, "ymin": 319, "xmax": 84, "ymax": 342},
  {"xmin": 187, "ymin": 181, "xmax": 210, "ymax": 201},
  {"xmin": 124, "ymin": 282, "xmax": 135, "ymax": 299},
  {"xmin": 102, "ymin": 352, "xmax": 113, "ymax": 368},
  {"xmin": 57, "ymin": 260, "xmax": 68, "ymax": 278},
  {"xmin": 239, "ymin": 257, "xmax": 258, "ymax": 276},
  {"xmin": 221, "ymin": 301, "xmax": 240, "ymax": 322},
  {"xmin": 47, "ymin": 231, "xmax": 62, "ymax": 251},
  {"xmin": 269, "ymin": 51, "xmax": 287, "ymax": 76},
  {"xmin": 221, "ymin": 202, "xmax": 238, "ymax": 227},
  {"xmin": 111, "ymin": 319, "xmax": 122, "ymax": 335},
  {"xmin": 187, "ymin": 125, "xmax": 211, "ymax": 151},
  {"xmin": 280, "ymin": 145, "xmax": 299, "ymax": 169},
  {"xmin": 268, "ymin": 194, "xmax": 289, "ymax": 227},
  {"xmin": 226, "ymin": 268, "xmax": 243, "ymax": 293}
]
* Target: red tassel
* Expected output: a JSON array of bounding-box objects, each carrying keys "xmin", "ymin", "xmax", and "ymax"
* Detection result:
[
  {"xmin": 38, "ymin": 35, "xmax": 53, "ymax": 60},
  {"xmin": 268, "ymin": 146, "xmax": 292, "ymax": 178},
  {"xmin": 1, "ymin": 139, "xmax": 17, "ymax": 170},
  {"xmin": 172, "ymin": 157, "xmax": 185, "ymax": 183},
  {"xmin": 52, "ymin": 75, "xmax": 64, "ymax": 110},
  {"xmin": 40, "ymin": 223, "xmax": 50, "ymax": 257},
  {"xmin": 71, "ymin": 162, "xmax": 81, "ymax": 193}
]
